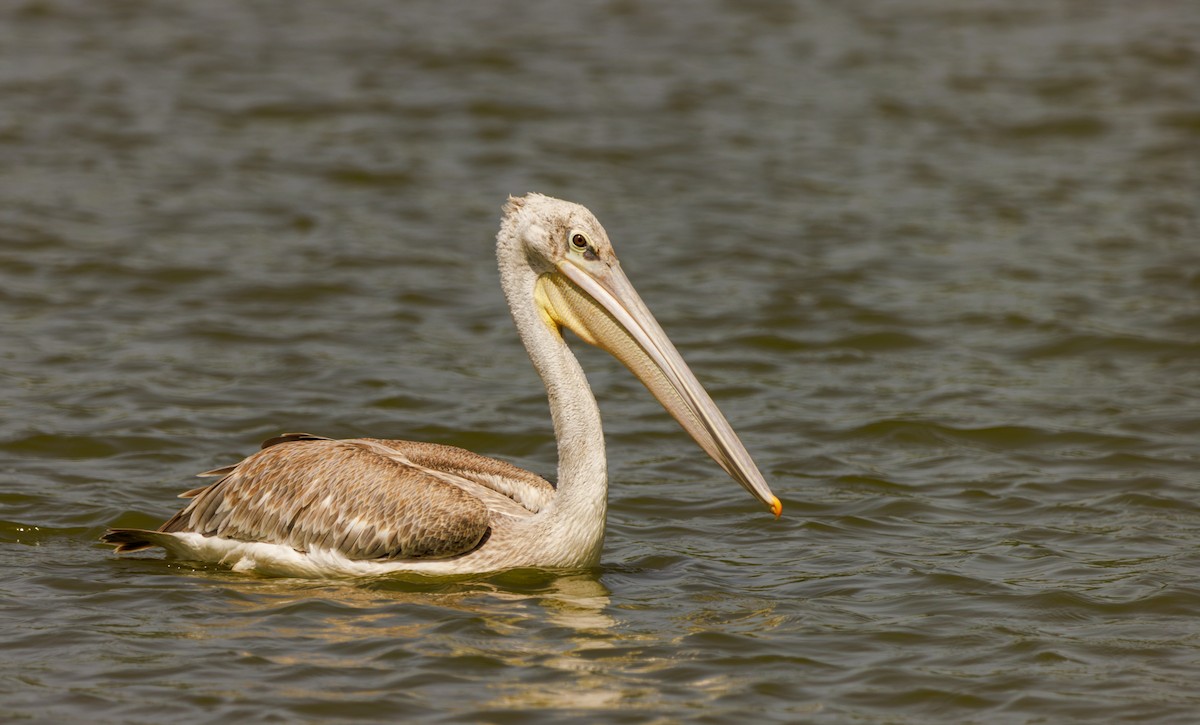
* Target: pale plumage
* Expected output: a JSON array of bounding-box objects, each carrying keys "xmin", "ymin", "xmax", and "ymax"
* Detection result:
[{"xmin": 103, "ymin": 194, "xmax": 780, "ymax": 577}]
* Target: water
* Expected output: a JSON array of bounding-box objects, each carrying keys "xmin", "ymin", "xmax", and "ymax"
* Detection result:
[{"xmin": 2, "ymin": 0, "xmax": 1198, "ymax": 721}]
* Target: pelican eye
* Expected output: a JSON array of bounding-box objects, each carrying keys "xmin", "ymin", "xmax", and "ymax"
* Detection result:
[{"xmin": 569, "ymin": 232, "xmax": 598, "ymax": 260}]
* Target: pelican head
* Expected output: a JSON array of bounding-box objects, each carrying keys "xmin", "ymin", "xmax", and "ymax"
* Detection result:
[{"xmin": 498, "ymin": 193, "xmax": 781, "ymax": 517}]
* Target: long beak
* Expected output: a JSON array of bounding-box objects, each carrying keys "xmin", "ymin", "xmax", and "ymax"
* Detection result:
[{"xmin": 535, "ymin": 257, "xmax": 781, "ymax": 517}]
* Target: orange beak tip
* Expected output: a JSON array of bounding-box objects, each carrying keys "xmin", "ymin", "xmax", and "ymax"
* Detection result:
[{"xmin": 769, "ymin": 496, "xmax": 782, "ymax": 518}]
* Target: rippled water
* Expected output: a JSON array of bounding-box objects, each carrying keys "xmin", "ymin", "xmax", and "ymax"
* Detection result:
[{"xmin": 2, "ymin": 1, "xmax": 1198, "ymax": 722}]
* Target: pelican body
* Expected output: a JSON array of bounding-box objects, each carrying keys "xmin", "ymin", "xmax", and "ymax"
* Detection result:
[{"xmin": 103, "ymin": 194, "xmax": 780, "ymax": 577}]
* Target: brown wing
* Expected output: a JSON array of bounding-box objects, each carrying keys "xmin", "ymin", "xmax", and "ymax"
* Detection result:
[
  {"xmin": 357, "ymin": 438, "xmax": 555, "ymax": 513},
  {"xmin": 157, "ymin": 437, "xmax": 492, "ymax": 560}
]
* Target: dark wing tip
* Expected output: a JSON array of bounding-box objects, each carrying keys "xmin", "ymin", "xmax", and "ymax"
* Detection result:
[{"xmin": 101, "ymin": 528, "xmax": 158, "ymax": 553}]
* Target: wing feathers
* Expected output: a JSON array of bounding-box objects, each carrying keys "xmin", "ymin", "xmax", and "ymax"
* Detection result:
[
  {"xmin": 159, "ymin": 439, "xmax": 491, "ymax": 560},
  {"xmin": 356, "ymin": 438, "xmax": 555, "ymax": 513},
  {"xmin": 106, "ymin": 435, "xmax": 556, "ymax": 562},
  {"xmin": 260, "ymin": 432, "xmax": 332, "ymax": 450}
]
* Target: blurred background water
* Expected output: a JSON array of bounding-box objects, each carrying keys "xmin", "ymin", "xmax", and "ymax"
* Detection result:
[{"xmin": 1, "ymin": 0, "xmax": 1198, "ymax": 722}]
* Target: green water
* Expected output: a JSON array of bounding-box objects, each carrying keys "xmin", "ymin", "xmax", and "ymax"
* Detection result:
[{"xmin": 2, "ymin": 1, "xmax": 1198, "ymax": 722}]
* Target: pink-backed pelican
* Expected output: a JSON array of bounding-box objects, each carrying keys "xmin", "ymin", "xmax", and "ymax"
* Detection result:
[{"xmin": 103, "ymin": 194, "xmax": 781, "ymax": 576}]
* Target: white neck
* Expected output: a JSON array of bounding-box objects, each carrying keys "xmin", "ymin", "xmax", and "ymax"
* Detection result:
[{"xmin": 498, "ymin": 253, "xmax": 608, "ymax": 565}]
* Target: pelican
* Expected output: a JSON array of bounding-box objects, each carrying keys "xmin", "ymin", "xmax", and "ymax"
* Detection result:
[{"xmin": 103, "ymin": 194, "xmax": 781, "ymax": 577}]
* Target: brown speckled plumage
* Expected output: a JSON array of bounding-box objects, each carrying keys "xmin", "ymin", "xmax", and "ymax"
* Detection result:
[{"xmin": 106, "ymin": 434, "xmax": 553, "ymax": 560}]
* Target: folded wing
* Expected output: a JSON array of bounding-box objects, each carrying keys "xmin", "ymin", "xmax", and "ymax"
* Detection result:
[{"xmin": 106, "ymin": 434, "xmax": 554, "ymax": 561}]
